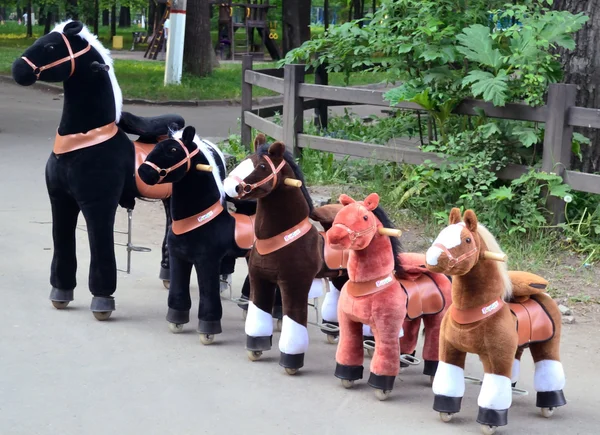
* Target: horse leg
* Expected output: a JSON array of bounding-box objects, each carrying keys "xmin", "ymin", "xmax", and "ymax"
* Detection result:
[
  {"xmin": 432, "ymin": 328, "xmax": 467, "ymax": 417},
  {"xmin": 529, "ymin": 293, "xmax": 567, "ymax": 415},
  {"xmin": 245, "ymin": 274, "xmax": 276, "ymax": 355},
  {"xmin": 320, "ymin": 278, "xmax": 342, "ymax": 338},
  {"xmin": 334, "ymin": 300, "xmax": 364, "ymax": 385},
  {"xmin": 477, "ymin": 354, "xmax": 514, "ymax": 429},
  {"xmin": 399, "ymin": 317, "xmax": 420, "ymax": 369},
  {"xmin": 277, "ymin": 275, "xmax": 315, "ymax": 373},
  {"xmin": 47, "ymin": 188, "xmax": 80, "ymax": 307},
  {"xmin": 166, "ymin": 254, "xmax": 193, "ymax": 331},
  {"xmin": 219, "ymin": 254, "xmax": 236, "ymax": 294},
  {"xmin": 422, "ymin": 310, "xmax": 446, "ymax": 377},
  {"xmin": 159, "ymin": 198, "xmax": 171, "ymax": 285},
  {"xmin": 194, "ymin": 255, "xmax": 223, "ymax": 342},
  {"xmin": 511, "ymin": 347, "xmax": 525, "ymax": 387}
]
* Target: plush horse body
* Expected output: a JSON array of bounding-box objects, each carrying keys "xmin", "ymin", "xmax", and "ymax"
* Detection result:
[
  {"xmin": 223, "ymin": 137, "xmax": 348, "ymax": 374},
  {"xmin": 326, "ymin": 193, "xmax": 407, "ymax": 400},
  {"xmin": 138, "ymin": 126, "xmax": 259, "ymax": 343},
  {"xmin": 426, "ymin": 208, "xmax": 566, "ymax": 434},
  {"xmin": 11, "ymin": 20, "xmax": 183, "ymax": 320}
]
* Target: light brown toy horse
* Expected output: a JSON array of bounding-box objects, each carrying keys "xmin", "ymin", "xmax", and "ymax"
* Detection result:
[
  {"xmin": 326, "ymin": 193, "xmax": 406, "ymax": 400},
  {"xmin": 426, "ymin": 208, "xmax": 566, "ymax": 435}
]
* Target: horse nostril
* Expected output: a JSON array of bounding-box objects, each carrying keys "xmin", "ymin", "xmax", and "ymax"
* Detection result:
[{"xmin": 235, "ymin": 184, "xmax": 241, "ymax": 193}]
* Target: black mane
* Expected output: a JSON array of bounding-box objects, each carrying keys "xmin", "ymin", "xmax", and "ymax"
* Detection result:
[
  {"xmin": 372, "ymin": 205, "xmax": 404, "ymax": 276},
  {"xmin": 257, "ymin": 143, "xmax": 314, "ymax": 213}
]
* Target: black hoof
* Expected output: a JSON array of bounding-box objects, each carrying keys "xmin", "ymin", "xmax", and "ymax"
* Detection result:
[
  {"xmin": 166, "ymin": 308, "xmax": 190, "ymax": 324},
  {"xmin": 279, "ymin": 352, "xmax": 304, "ymax": 369},
  {"xmin": 197, "ymin": 319, "xmax": 222, "ymax": 334},
  {"xmin": 423, "ymin": 360, "xmax": 439, "ymax": 376},
  {"xmin": 159, "ymin": 266, "xmax": 169, "ymax": 281},
  {"xmin": 401, "ymin": 350, "xmax": 416, "ymax": 368},
  {"xmin": 367, "ymin": 373, "xmax": 396, "ymax": 391},
  {"xmin": 90, "ymin": 296, "xmax": 115, "ymax": 312},
  {"xmin": 476, "ymin": 407, "xmax": 508, "ymax": 427},
  {"xmin": 334, "ymin": 363, "xmax": 364, "ymax": 381},
  {"xmin": 246, "ymin": 334, "xmax": 272, "ymax": 351},
  {"xmin": 536, "ymin": 390, "xmax": 567, "ymax": 408},
  {"xmin": 50, "ymin": 287, "xmax": 74, "ymax": 302},
  {"xmin": 433, "ymin": 395, "xmax": 462, "ymax": 413}
]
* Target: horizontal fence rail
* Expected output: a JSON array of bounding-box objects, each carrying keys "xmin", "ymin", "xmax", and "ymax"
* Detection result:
[{"xmin": 239, "ymin": 55, "xmax": 600, "ymax": 223}]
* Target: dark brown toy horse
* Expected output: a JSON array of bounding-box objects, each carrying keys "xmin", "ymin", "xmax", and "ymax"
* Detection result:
[
  {"xmin": 426, "ymin": 208, "xmax": 566, "ymax": 435},
  {"xmin": 223, "ymin": 136, "xmax": 348, "ymax": 374}
]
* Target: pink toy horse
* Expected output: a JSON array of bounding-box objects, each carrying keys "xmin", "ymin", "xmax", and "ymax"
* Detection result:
[{"xmin": 326, "ymin": 193, "xmax": 406, "ymax": 400}]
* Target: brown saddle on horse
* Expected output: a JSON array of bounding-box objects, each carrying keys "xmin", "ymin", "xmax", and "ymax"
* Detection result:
[
  {"xmin": 134, "ymin": 141, "xmax": 173, "ymax": 200},
  {"xmin": 400, "ymin": 274, "xmax": 445, "ymax": 320},
  {"xmin": 231, "ymin": 212, "xmax": 256, "ymax": 250}
]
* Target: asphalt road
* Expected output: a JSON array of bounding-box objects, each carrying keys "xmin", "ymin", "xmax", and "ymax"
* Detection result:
[{"xmin": 1, "ymin": 80, "xmax": 599, "ymax": 435}]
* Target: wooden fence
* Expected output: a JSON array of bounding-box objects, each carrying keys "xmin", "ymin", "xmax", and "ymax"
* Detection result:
[{"xmin": 240, "ymin": 55, "xmax": 600, "ymax": 223}]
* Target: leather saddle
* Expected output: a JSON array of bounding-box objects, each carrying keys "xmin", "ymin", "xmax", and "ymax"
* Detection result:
[
  {"xmin": 134, "ymin": 141, "xmax": 173, "ymax": 200},
  {"xmin": 231, "ymin": 213, "xmax": 256, "ymax": 250},
  {"xmin": 507, "ymin": 271, "xmax": 555, "ymax": 347}
]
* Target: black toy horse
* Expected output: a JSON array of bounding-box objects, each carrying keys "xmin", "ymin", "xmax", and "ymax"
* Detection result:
[
  {"xmin": 11, "ymin": 20, "xmax": 183, "ymax": 320},
  {"xmin": 138, "ymin": 125, "xmax": 268, "ymax": 343}
]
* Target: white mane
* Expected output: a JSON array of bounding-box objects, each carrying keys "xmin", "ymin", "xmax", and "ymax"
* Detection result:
[
  {"xmin": 172, "ymin": 129, "xmax": 227, "ymax": 203},
  {"xmin": 477, "ymin": 223, "xmax": 513, "ymax": 301},
  {"xmin": 52, "ymin": 20, "xmax": 123, "ymax": 122}
]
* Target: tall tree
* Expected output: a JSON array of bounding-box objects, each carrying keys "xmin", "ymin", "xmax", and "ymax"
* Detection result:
[
  {"xmin": 118, "ymin": 5, "xmax": 130, "ymax": 27},
  {"xmin": 552, "ymin": 0, "xmax": 600, "ymax": 173},
  {"xmin": 65, "ymin": 0, "xmax": 78, "ymax": 19},
  {"xmin": 183, "ymin": 0, "xmax": 214, "ymax": 76},
  {"xmin": 26, "ymin": 0, "xmax": 31, "ymax": 37},
  {"xmin": 102, "ymin": 8, "xmax": 109, "ymax": 25},
  {"xmin": 282, "ymin": 0, "xmax": 311, "ymax": 55},
  {"xmin": 110, "ymin": 3, "xmax": 116, "ymax": 37}
]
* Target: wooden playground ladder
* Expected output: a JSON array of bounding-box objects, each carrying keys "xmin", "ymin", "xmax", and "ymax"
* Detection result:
[{"xmin": 144, "ymin": 5, "xmax": 170, "ymax": 60}]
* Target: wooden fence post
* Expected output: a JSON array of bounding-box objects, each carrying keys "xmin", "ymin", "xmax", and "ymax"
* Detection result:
[
  {"xmin": 314, "ymin": 61, "xmax": 328, "ymax": 131},
  {"xmin": 241, "ymin": 54, "xmax": 254, "ymax": 151},
  {"xmin": 542, "ymin": 83, "xmax": 577, "ymax": 224},
  {"xmin": 282, "ymin": 64, "xmax": 305, "ymax": 158}
]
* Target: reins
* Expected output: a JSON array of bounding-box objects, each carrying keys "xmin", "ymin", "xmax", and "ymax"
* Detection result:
[
  {"xmin": 232, "ymin": 155, "xmax": 286, "ymax": 198},
  {"xmin": 22, "ymin": 32, "xmax": 91, "ymax": 80},
  {"xmin": 142, "ymin": 138, "xmax": 200, "ymax": 183},
  {"xmin": 432, "ymin": 223, "xmax": 479, "ymax": 269}
]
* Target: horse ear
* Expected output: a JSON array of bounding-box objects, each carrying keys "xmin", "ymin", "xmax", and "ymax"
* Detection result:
[
  {"xmin": 254, "ymin": 134, "xmax": 266, "ymax": 148},
  {"xmin": 463, "ymin": 209, "xmax": 478, "ymax": 232},
  {"xmin": 363, "ymin": 193, "xmax": 379, "ymax": 211},
  {"xmin": 182, "ymin": 126, "xmax": 196, "ymax": 143},
  {"xmin": 63, "ymin": 21, "xmax": 84, "ymax": 35},
  {"xmin": 268, "ymin": 141, "xmax": 285, "ymax": 158},
  {"xmin": 448, "ymin": 207, "xmax": 461, "ymax": 225},
  {"xmin": 339, "ymin": 194, "xmax": 355, "ymax": 206}
]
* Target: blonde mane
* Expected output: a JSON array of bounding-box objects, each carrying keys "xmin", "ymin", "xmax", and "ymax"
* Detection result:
[{"xmin": 477, "ymin": 224, "xmax": 512, "ymax": 300}]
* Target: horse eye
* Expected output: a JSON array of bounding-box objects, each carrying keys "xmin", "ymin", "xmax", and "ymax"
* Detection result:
[
  {"xmin": 170, "ymin": 147, "xmax": 177, "ymax": 152},
  {"xmin": 259, "ymin": 164, "xmax": 266, "ymax": 170},
  {"xmin": 466, "ymin": 237, "xmax": 471, "ymax": 243},
  {"xmin": 363, "ymin": 215, "xmax": 368, "ymax": 221},
  {"xmin": 44, "ymin": 44, "xmax": 55, "ymax": 51}
]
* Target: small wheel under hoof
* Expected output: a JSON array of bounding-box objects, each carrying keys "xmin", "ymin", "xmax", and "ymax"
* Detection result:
[
  {"xmin": 168, "ymin": 323, "xmax": 184, "ymax": 333},
  {"xmin": 51, "ymin": 300, "xmax": 69, "ymax": 309},
  {"xmin": 341, "ymin": 379, "xmax": 354, "ymax": 389},
  {"xmin": 247, "ymin": 350, "xmax": 262, "ymax": 361},
  {"xmin": 366, "ymin": 348, "xmax": 374, "ymax": 358},
  {"xmin": 93, "ymin": 311, "xmax": 112, "ymax": 321},
  {"xmin": 374, "ymin": 389, "xmax": 391, "ymax": 401},
  {"xmin": 275, "ymin": 318, "xmax": 282, "ymax": 332},
  {"xmin": 285, "ymin": 367, "xmax": 298, "ymax": 375},
  {"xmin": 439, "ymin": 412, "xmax": 453, "ymax": 423},
  {"xmin": 480, "ymin": 425, "xmax": 497, "ymax": 435},
  {"xmin": 326, "ymin": 334, "xmax": 338, "ymax": 344},
  {"xmin": 242, "ymin": 309, "xmax": 248, "ymax": 320},
  {"xmin": 199, "ymin": 334, "xmax": 215, "ymax": 345},
  {"xmin": 162, "ymin": 280, "xmax": 170, "ymax": 289},
  {"xmin": 541, "ymin": 407, "xmax": 555, "ymax": 418}
]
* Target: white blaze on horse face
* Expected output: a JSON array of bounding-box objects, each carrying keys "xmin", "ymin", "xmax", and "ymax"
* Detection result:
[
  {"xmin": 426, "ymin": 223, "xmax": 465, "ymax": 266},
  {"xmin": 223, "ymin": 158, "xmax": 255, "ymax": 197}
]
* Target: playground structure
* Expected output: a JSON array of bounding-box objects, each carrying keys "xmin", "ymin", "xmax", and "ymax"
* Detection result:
[{"xmin": 210, "ymin": 0, "xmax": 281, "ymax": 61}]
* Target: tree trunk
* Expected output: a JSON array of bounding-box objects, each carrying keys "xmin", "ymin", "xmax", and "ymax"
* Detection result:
[
  {"xmin": 119, "ymin": 6, "xmax": 130, "ymax": 27},
  {"xmin": 26, "ymin": 0, "xmax": 32, "ymax": 37},
  {"xmin": 93, "ymin": 0, "xmax": 99, "ymax": 35},
  {"xmin": 282, "ymin": 0, "xmax": 311, "ymax": 55},
  {"xmin": 553, "ymin": 0, "xmax": 600, "ymax": 173},
  {"xmin": 183, "ymin": 0, "xmax": 213, "ymax": 77},
  {"xmin": 324, "ymin": 0, "xmax": 329, "ymax": 30},
  {"xmin": 65, "ymin": 0, "xmax": 78, "ymax": 20},
  {"xmin": 102, "ymin": 9, "xmax": 109, "ymax": 26},
  {"xmin": 148, "ymin": 0, "xmax": 156, "ymax": 31},
  {"xmin": 111, "ymin": 4, "xmax": 116, "ymax": 38},
  {"xmin": 44, "ymin": 8, "xmax": 52, "ymax": 34}
]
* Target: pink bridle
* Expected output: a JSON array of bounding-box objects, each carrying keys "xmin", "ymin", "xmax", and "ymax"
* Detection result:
[
  {"xmin": 332, "ymin": 203, "xmax": 378, "ymax": 246},
  {"xmin": 21, "ymin": 32, "xmax": 91, "ymax": 80},
  {"xmin": 432, "ymin": 223, "xmax": 479, "ymax": 269},
  {"xmin": 232, "ymin": 155, "xmax": 286, "ymax": 198},
  {"xmin": 142, "ymin": 138, "xmax": 199, "ymax": 183}
]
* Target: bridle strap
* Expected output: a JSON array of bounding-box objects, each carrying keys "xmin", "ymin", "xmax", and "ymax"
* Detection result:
[
  {"xmin": 21, "ymin": 33, "xmax": 91, "ymax": 80},
  {"xmin": 233, "ymin": 155, "xmax": 286, "ymax": 197},
  {"xmin": 332, "ymin": 203, "xmax": 377, "ymax": 246},
  {"xmin": 433, "ymin": 224, "xmax": 479, "ymax": 269},
  {"xmin": 142, "ymin": 138, "xmax": 200, "ymax": 183}
]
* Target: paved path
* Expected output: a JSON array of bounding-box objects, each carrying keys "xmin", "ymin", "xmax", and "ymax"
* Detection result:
[{"xmin": 0, "ymin": 80, "xmax": 599, "ymax": 435}]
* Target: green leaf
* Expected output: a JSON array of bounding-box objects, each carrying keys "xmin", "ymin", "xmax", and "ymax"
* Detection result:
[
  {"xmin": 456, "ymin": 24, "xmax": 504, "ymax": 69},
  {"xmin": 487, "ymin": 186, "xmax": 514, "ymax": 201},
  {"xmin": 462, "ymin": 70, "xmax": 509, "ymax": 106},
  {"xmin": 512, "ymin": 126, "xmax": 540, "ymax": 148},
  {"xmin": 398, "ymin": 44, "xmax": 413, "ymax": 54},
  {"xmin": 549, "ymin": 183, "xmax": 571, "ymax": 198}
]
